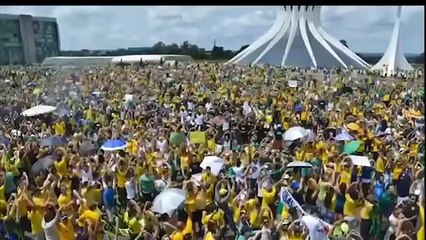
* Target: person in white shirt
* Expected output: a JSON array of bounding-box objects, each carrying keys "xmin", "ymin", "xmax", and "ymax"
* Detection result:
[
  {"xmin": 125, "ymin": 171, "xmax": 137, "ymax": 200},
  {"xmin": 246, "ymin": 159, "xmax": 261, "ymax": 190},
  {"xmin": 73, "ymin": 162, "xmax": 93, "ymax": 184},
  {"xmin": 301, "ymin": 210, "xmax": 330, "ymax": 240},
  {"xmin": 156, "ymin": 136, "xmax": 168, "ymax": 153},
  {"xmin": 42, "ymin": 205, "xmax": 61, "ymax": 240}
]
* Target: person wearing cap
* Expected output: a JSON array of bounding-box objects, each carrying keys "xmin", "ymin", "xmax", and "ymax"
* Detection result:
[{"xmin": 57, "ymin": 214, "xmax": 76, "ymax": 240}]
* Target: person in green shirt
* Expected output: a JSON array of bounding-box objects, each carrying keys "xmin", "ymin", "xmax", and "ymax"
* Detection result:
[
  {"xmin": 139, "ymin": 171, "xmax": 155, "ymax": 202},
  {"xmin": 271, "ymin": 161, "xmax": 284, "ymax": 183},
  {"xmin": 379, "ymin": 184, "xmax": 397, "ymax": 218}
]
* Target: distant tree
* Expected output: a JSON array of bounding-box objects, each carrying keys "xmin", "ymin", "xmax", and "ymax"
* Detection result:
[
  {"xmin": 181, "ymin": 41, "xmax": 189, "ymax": 52},
  {"xmin": 418, "ymin": 52, "xmax": 424, "ymax": 64},
  {"xmin": 238, "ymin": 44, "xmax": 250, "ymax": 53},
  {"xmin": 152, "ymin": 42, "xmax": 166, "ymax": 53},
  {"xmin": 167, "ymin": 43, "xmax": 180, "ymax": 54},
  {"xmin": 81, "ymin": 49, "xmax": 90, "ymax": 56},
  {"xmin": 340, "ymin": 39, "xmax": 348, "ymax": 48}
]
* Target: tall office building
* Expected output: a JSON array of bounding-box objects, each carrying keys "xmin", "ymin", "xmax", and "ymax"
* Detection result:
[{"xmin": 0, "ymin": 14, "xmax": 61, "ymax": 65}]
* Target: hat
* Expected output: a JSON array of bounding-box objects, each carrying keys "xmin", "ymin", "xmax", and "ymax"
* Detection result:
[{"xmin": 283, "ymin": 174, "xmax": 290, "ymax": 179}]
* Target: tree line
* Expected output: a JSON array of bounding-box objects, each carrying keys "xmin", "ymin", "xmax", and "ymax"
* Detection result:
[
  {"xmin": 60, "ymin": 40, "xmax": 423, "ymax": 64},
  {"xmin": 60, "ymin": 41, "xmax": 248, "ymax": 60}
]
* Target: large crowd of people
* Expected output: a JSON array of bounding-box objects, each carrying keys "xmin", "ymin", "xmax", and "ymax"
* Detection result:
[{"xmin": 0, "ymin": 62, "xmax": 424, "ymax": 240}]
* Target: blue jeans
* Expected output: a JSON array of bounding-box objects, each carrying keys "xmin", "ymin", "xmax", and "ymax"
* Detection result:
[{"xmin": 223, "ymin": 207, "xmax": 237, "ymax": 232}]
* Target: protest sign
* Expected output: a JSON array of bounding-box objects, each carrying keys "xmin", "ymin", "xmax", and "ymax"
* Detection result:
[
  {"xmin": 190, "ymin": 131, "xmax": 206, "ymax": 144},
  {"xmin": 280, "ymin": 189, "xmax": 307, "ymax": 218}
]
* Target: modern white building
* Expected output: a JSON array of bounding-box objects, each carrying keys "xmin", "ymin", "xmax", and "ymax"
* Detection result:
[
  {"xmin": 110, "ymin": 54, "xmax": 193, "ymax": 64},
  {"xmin": 42, "ymin": 56, "xmax": 114, "ymax": 67},
  {"xmin": 227, "ymin": 6, "xmax": 370, "ymax": 69},
  {"xmin": 371, "ymin": 6, "xmax": 414, "ymax": 76},
  {"xmin": 42, "ymin": 54, "xmax": 193, "ymax": 67}
]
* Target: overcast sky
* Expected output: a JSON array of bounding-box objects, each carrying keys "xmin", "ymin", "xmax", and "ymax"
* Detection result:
[{"xmin": 1, "ymin": 6, "xmax": 424, "ymax": 53}]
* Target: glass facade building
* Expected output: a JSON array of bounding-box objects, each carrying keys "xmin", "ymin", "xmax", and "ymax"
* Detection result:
[{"xmin": 0, "ymin": 14, "xmax": 60, "ymax": 65}]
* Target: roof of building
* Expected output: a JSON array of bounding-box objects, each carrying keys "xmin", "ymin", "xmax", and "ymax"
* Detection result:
[
  {"xmin": 0, "ymin": 13, "xmax": 57, "ymax": 22},
  {"xmin": 42, "ymin": 55, "xmax": 193, "ymax": 67},
  {"xmin": 42, "ymin": 56, "xmax": 115, "ymax": 67},
  {"xmin": 111, "ymin": 54, "xmax": 193, "ymax": 64}
]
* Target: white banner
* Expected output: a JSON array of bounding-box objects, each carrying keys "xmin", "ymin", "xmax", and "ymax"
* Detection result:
[{"xmin": 280, "ymin": 189, "xmax": 307, "ymax": 217}]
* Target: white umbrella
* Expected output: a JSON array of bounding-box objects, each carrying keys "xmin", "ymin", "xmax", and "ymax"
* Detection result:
[
  {"xmin": 191, "ymin": 173, "xmax": 202, "ymax": 186},
  {"xmin": 283, "ymin": 126, "xmax": 309, "ymax": 141},
  {"xmin": 200, "ymin": 156, "xmax": 224, "ymax": 176},
  {"xmin": 304, "ymin": 129, "xmax": 316, "ymax": 142},
  {"xmin": 152, "ymin": 188, "xmax": 186, "ymax": 216},
  {"xmin": 334, "ymin": 132, "xmax": 354, "ymax": 141},
  {"xmin": 21, "ymin": 105, "xmax": 56, "ymax": 117},
  {"xmin": 286, "ymin": 161, "xmax": 314, "ymax": 168}
]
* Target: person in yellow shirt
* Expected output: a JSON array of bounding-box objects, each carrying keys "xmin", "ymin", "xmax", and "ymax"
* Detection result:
[
  {"xmin": 417, "ymin": 197, "xmax": 424, "ymax": 240},
  {"xmin": 343, "ymin": 182, "xmax": 360, "ymax": 217},
  {"xmin": 54, "ymin": 148, "xmax": 69, "ymax": 178},
  {"xmin": 171, "ymin": 215, "xmax": 193, "ymax": 240},
  {"xmin": 16, "ymin": 190, "xmax": 33, "ymax": 235},
  {"xmin": 0, "ymin": 173, "xmax": 7, "ymax": 211},
  {"xmin": 338, "ymin": 162, "xmax": 352, "ymax": 187},
  {"xmin": 58, "ymin": 186, "xmax": 73, "ymax": 216},
  {"xmin": 54, "ymin": 121, "xmax": 66, "ymax": 136},
  {"xmin": 27, "ymin": 205, "xmax": 45, "ymax": 240},
  {"xmin": 201, "ymin": 166, "xmax": 216, "ymax": 205},
  {"xmin": 78, "ymin": 203, "xmax": 101, "ymax": 227},
  {"xmin": 359, "ymin": 195, "xmax": 375, "ymax": 240},
  {"xmin": 180, "ymin": 148, "xmax": 191, "ymax": 171},
  {"xmin": 203, "ymin": 220, "xmax": 219, "ymax": 240},
  {"xmin": 260, "ymin": 178, "xmax": 276, "ymax": 209},
  {"xmin": 57, "ymin": 215, "xmax": 76, "ymax": 240},
  {"xmin": 245, "ymin": 191, "xmax": 259, "ymax": 228},
  {"xmin": 184, "ymin": 182, "xmax": 204, "ymax": 234},
  {"xmin": 392, "ymin": 161, "xmax": 404, "ymax": 181},
  {"xmin": 202, "ymin": 204, "xmax": 225, "ymax": 228},
  {"xmin": 115, "ymin": 160, "xmax": 127, "ymax": 207}
]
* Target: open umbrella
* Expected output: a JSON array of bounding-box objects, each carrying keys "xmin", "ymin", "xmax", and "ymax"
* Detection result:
[
  {"xmin": 346, "ymin": 122, "xmax": 360, "ymax": 131},
  {"xmin": 39, "ymin": 136, "xmax": 68, "ymax": 148},
  {"xmin": 334, "ymin": 132, "xmax": 354, "ymax": 141},
  {"xmin": 304, "ymin": 129, "xmax": 316, "ymax": 143},
  {"xmin": 21, "ymin": 105, "xmax": 56, "ymax": 117},
  {"xmin": 56, "ymin": 106, "xmax": 70, "ymax": 117},
  {"xmin": 79, "ymin": 140, "xmax": 98, "ymax": 156},
  {"xmin": 169, "ymin": 132, "xmax": 186, "ymax": 146},
  {"xmin": 152, "ymin": 188, "xmax": 186, "ymax": 216},
  {"xmin": 343, "ymin": 140, "xmax": 361, "ymax": 154},
  {"xmin": 200, "ymin": 156, "xmax": 224, "ymax": 176},
  {"xmin": 101, "ymin": 139, "xmax": 127, "ymax": 151},
  {"xmin": 286, "ymin": 161, "xmax": 314, "ymax": 168},
  {"xmin": 31, "ymin": 155, "xmax": 59, "ymax": 174},
  {"xmin": 283, "ymin": 126, "xmax": 309, "ymax": 141}
]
